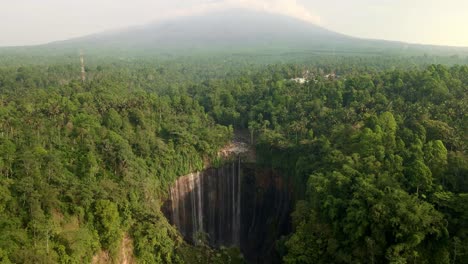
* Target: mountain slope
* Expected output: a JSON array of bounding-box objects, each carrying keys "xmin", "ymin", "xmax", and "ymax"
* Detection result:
[
  {"xmin": 6, "ymin": 8, "xmax": 468, "ymax": 57},
  {"xmin": 49, "ymin": 9, "xmax": 464, "ymax": 55},
  {"xmin": 54, "ymin": 9, "xmax": 348, "ymax": 50}
]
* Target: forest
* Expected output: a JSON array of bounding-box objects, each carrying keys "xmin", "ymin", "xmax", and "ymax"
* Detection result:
[{"xmin": 0, "ymin": 55, "xmax": 467, "ymax": 264}]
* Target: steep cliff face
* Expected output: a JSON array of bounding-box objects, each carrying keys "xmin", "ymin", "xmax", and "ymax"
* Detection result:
[
  {"xmin": 240, "ymin": 165, "xmax": 292, "ymax": 263},
  {"xmin": 167, "ymin": 159, "xmax": 242, "ymax": 247},
  {"xmin": 164, "ymin": 159, "xmax": 292, "ymax": 263}
]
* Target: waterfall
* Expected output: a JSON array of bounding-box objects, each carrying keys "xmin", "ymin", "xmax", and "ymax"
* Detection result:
[
  {"xmin": 168, "ymin": 159, "xmax": 242, "ymax": 247},
  {"xmin": 182, "ymin": 172, "xmax": 205, "ymax": 244},
  {"xmin": 197, "ymin": 172, "xmax": 203, "ymax": 238},
  {"xmin": 189, "ymin": 173, "xmax": 195, "ymax": 240},
  {"xmin": 165, "ymin": 161, "xmax": 293, "ymax": 263}
]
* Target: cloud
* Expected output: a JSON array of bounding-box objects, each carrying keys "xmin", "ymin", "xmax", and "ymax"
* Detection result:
[
  {"xmin": 227, "ymin": 0, "xmax": 321, "ymax": 23},
  {"xmin": 161, "ymin": 0, "xmax": 321, "ymax": 24}
]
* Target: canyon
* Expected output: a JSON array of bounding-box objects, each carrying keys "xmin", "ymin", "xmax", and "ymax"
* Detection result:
[{"xmin": 163, "ymin": 157, "xmax": 293, "ymax": 263}]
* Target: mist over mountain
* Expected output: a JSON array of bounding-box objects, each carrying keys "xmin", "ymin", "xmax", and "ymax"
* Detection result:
[
  {"xmin": 43, "ymin": 9, "xmax": 466, "ymax": 56},
  {"xmin": 1, "ymin": 8, "xmax": 466, "ymax": 59},
  {"xmin": 49, "ymin": 9, "xmax": 337, "ymax": 51}
]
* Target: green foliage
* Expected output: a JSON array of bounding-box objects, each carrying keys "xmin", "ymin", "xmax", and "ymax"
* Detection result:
[
  {"xmin": 0, "ymin": 59, "xmax": 232, "ymax": 262},
  {"xmin": 0, "ymin": 56, "xmax": 466, "ymax": 263},
  {"xmin": 94, "ymin": 200, "xmax": 121, "ymax": 251},
  {"xmin": 132, "ymin": 220, "xmax": 178, "ymax": 263}
]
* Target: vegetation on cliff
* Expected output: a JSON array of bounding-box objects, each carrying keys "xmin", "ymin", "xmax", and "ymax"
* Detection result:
[{"xmin": 0, "ymin": 56, "xmax": 466, "ymax": 263}]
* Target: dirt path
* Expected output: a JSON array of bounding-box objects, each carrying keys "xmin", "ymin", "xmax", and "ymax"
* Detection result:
[
  {"xmin": 92, "ymin": 233, "xmax": 135, "ymax": 264},
  {"xmin": 120, "ymin": 234, "xmax": 135, "ymax": 264}
]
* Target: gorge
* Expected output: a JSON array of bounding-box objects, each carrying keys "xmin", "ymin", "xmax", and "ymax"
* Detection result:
[{"xmin": 163, "ymin": 156, "xmax": 293, "ymax": 263}]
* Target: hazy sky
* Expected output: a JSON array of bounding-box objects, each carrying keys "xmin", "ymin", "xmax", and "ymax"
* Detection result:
[{"xmin": 1, "ymin": 0, "xmax": 467, "ymax": 47}]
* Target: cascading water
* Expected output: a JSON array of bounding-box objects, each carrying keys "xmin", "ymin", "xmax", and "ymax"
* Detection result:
[
  {"xmin": 168, "ymin": 158, "xmax": 242, "ymax": 247},
  {"xmin": 165, "ymin": 157, "xmax": 291, "ymax": 263}
]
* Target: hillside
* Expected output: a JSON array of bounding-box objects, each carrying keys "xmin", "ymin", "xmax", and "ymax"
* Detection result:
[
  {"xmin": 2, "ymin": 9, "xmax": 467, "ymax": 57},
  {"xmin": 0, "ymin": 56, "xmax": 467, "ymax": 264}
]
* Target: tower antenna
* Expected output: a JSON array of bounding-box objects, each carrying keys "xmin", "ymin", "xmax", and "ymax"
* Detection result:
[{"xmin": 80, "ymin": 50, "xmax": 86, "ymax": 82}]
